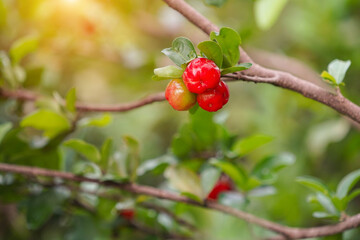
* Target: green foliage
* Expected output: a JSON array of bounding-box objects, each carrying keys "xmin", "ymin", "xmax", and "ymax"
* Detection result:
[
  {"xmin": 9, "ymin": 35, "xmax": 39, "ymax": 65},
  {"xmin": 161, "ymin": 37, "xmax": 197, "ymax": 67},
  {"xmin": 0, "ymin": 51, "xmax": 18, "ymax": 87},
  {"xmin": 210, "ymin": 27, "xmax": 241, "ymax": 68},
  {"xmin": 321, "ymin": 59, "xmax": 351, "ymax": 86},
  {"xmin": 123, "ymin": 136, "xmax": 140, "ymax": 181},
  {"xmin": 220, "ymin": 63, "xmax": 252, "ymax": 75},
  {"xmin": 21, "ymin": 109, "xmax": 71, "ymax": 138},
  {"xmin": 65, "ymin": 88, "xmax": 77, "ymax": 113},
  {"xmin": 204, "ymin": 0, "xmax": 228, "ymax": 7},
  {"xmin": 197, "ymin": 40, "xmax": 223, "ymax": 68},
  {"xmin": 336, "ymin": 169, "xmax": 360, "ymax": 200},
  {"xmin": 232, "ymin": 134, "xmax": 274, "ymax": 156},
  {"xmin": 152, "ymin": 65, "xmax": 184, "ymax": 81},
  {"xmin": 200, "ymin": 166, "xmax": 221, "ymax": 195},
  {"xmin": 78, "ymin": 114, "xmax": 112, "ymax": 128},
  {"xmin": 298, "ymin": 169, "xmax": 360, "ymax": 218},
  {"xmin": 296, "ymin": 176, "xmax": 330, "ymax": 197},
  {"xmin": 211, "ymin": 159, "xmax": 248, "ymax": 190},
  {"xmin": 0, "ymin": 122, "xmax": 12, "ymax": 144},
  {"xmin": 252, "ymin": 153, "xmax": 295, "ymax": 184},
  {"xmin": 165, "ymin": 165, "xmax": 204, "ymax": 199},
  {"xmin": 100, "ymin": 138, "xmax": 113, "ymax": 170},
  {"xmin": 254, "ymin": 0, "xmax": 288, "ymax": 30},
  {"xmin": 63, "ymin": 139, "xmax": 101, "ymax": 163},
  {"xmin": 22, "ymin": 190, "xmax": 65, "ymax": 230}
]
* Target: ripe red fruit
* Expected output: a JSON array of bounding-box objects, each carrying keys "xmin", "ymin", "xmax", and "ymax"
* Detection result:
[
  {"xmin": 207, "ymin": 179, "xmax": 232, "ymax": 200},
  {"xmin": 120, "ymin": 209, "xmax": 135, "ymax": 220},
  {"xmin": 165, "ymin": 79, "xmax": 197, "ymax": 111},
  {"xmin": 197, "ymin": 81, "xmax": 229, "ymax": 112},
  {"xmin": 182, "ymin": 58, "xmax": 221, "ymax": 94}
]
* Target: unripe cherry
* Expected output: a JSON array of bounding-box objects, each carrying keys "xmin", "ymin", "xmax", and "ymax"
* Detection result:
[
  {"xmin": 165, "ymin": 79, "xmax": 197, "ymax": 111},
  {"xmin": 182, "ymin": 58, "xmax": 221, "ymax": 94},
  {"xmin": 197, "ymin": 81, "xmax": 229, "ymax": 112}
]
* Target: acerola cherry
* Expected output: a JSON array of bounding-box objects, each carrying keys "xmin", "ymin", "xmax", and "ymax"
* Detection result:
[
  {"xmin": 120, "ymin": 209, "xmax": 135, "ymax": 220},
  {"xmin": 165, "ymin": 79, "xmax": 197, "ymax": 111},
  {"xmin": 197, "ymin": 81, "xmax": 229, "ymax": 112},
  {"xmin": 182, "ymin": 58, "xmax": 221, "ymax": 94},
  {"xmin": 207, "ymin": 179, "xmax": 232, "ymax": 200}
]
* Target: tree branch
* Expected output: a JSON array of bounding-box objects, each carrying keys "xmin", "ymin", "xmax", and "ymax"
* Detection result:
[
  {"xmin": 0, "ymin": 88, "xmax": 165, "ymax": 112},
  {"xmin": 162, "ymin": 0, "xmax": 360, "ymax": 125},
  {"xmin": 1, "ymin": 162, "xmax": 360, "ymax": 239}
]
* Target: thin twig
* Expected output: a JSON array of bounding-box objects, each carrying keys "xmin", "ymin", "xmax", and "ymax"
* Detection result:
[{"xmin": 0, "ymin": 88, "xmax": 165, "ymax": 113}]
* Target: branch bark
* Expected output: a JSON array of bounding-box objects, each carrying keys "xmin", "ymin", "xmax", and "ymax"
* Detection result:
[
  {"xmin": 0, "ymin": 88, "xmax": 165, "ymax": 112},
  {"xmin": 1, "ymin": 162, "xmax": 360, "ymax": 239},
  {"xmin": 162, "ymin": 0, "xmax": 360, "ymax": 125}
]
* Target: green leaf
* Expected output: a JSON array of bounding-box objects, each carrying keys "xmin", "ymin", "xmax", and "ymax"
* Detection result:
[
  {"xmin": 315, "ymin": 192, "xmax": 338, "ymax": 215},
  {"xmin": 152, "ymin": 65, "xmax": 184, "ymax": 81},
  {"xmin": 252, "ymin": 153, "xmax": 295, "ymax": 183},
  {"xmin": 323, "ymin": 233, "xmax": 343, "ymax": 240},
  {"xmin": 25, "ymin": 190, "xmax": 65, "ymax": 230},
  {"xmin": 336, "ymin": 169, "xmax": 360, "ymax": 200},
  {"xmin": 123, "ymin": 136, "xmax": 140, "ymax": 182},
  {"xmin": 204, "ymin": 0, "xmax": 228, "ymax": 7},
  {"xmin": 221, "ymin": 63, "xmax": 252, "ymax": 75},
  {"xmin": 65, "ymin": 88, "xmax": 77, "ymax": 113},
  {"xmin": 0, "ymin": 51, "xmax": 17, "ymax": 87},
  {"xmin": 200, "ymin": 166, "xmax": 221, "ymax": 195},
  {"xmin": 164, "ymin": 165, "xmax": 204, "ymax": 198},
  {"xmin": 232, "ymin": 134, "xmax": 274, "ymax": 156},
  {"xmin": 100, "ymin": 138, "xmax": 113, "ymax": 170},
  {"xmin": 161, "ymin": 37, "xmax": 197, "ymax": 67},
  {"xmin": 321, "ymin": 71, "xmax": 337, "ymax": 85},
  {"xmin": 345, "ymin": 188, "xmax": 360, "ymax": 204},
  {"xmin": 63, "ymin": 139, "xmax": 101, "ymax": 163},
  {"xmin": 254, "ymin": 0, "xmax": 288, "ymax": 31},
  {"xmin": 78, "ymin": 114, "xmax": 112, "ymax": 128},
  {"xmin": 0, "ymin": 122, "xmax": 12, "ymax": 144},
  {"xmin": 210, "ymin": 27, "xmax": 241, "ymax": 68},
  {"xmin": 13, "ymin": 65, "xmax": 25, "ymax": 84},
  {"xmin": 21, "ymin": 109, "xmax": 71, "ymax": 138},
  {"xmin": 210, "ymin": 159, "xmax": 247, "ymax": 191},
  {"xmin": 181, "ymin": 192, "xmax": 203, "ymax": 203},
  {"xmin": 10, "ymin": 35, "xmax": 39, "ymax": 64},
  {"xmin": 197, "ymin": 41, "xmax": 223, "ymax": 68},
  {"xmin": 137, "ymin": 155, "xmax": 176, "ymax": 176},
  {"xmin": 296, "ymin": 176, "xmax": 330, "ymax": 196},
  {"xmin": 312, "ymin": 211, "xmax": 337, "ymax": 219},
  {"xmin": 327, "ymin": 59, "xmax": 351, "ymax": 85}
]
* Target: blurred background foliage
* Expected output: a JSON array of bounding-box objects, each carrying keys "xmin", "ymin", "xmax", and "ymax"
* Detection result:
[{"xmin": 0, "ymin": 0, "xmax": 360, "ymax": 239}]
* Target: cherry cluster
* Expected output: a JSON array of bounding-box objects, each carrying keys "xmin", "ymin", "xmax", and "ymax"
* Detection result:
[{"xmin": 165, "ymin": 58, "xmax": 229, "ymax": 112}]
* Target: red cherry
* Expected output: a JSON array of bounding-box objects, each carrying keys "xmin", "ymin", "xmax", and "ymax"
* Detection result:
[
  {"xmin": 182, "ymin": 58, "xmax": 221, "ymax": 94},
  {"xmin": 120, "ymin": 209, "xmax": 135, "ymax": 220},
  {"xmin": 197, "ymin": 81, "xmax": 229, "ymax": 112},
  {"xmin": 165, "ymin": 79, "xmax": 197, "ymax": 111},
  {"xmin": 207, "ymin": 179, "xmax": 232, "ymax": 200}
]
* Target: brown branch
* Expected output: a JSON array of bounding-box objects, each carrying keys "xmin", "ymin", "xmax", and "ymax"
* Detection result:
[
  {"xmin": 162, "ymin": 0, "xmax": 360, "ymax": 125},
  {"xmin": 1, "ymin": 163, "xmax": 360, "ymax": 239},
  {"xmin": 0, "ymin": 88, "xmax": 165, "ymax": 112}
]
